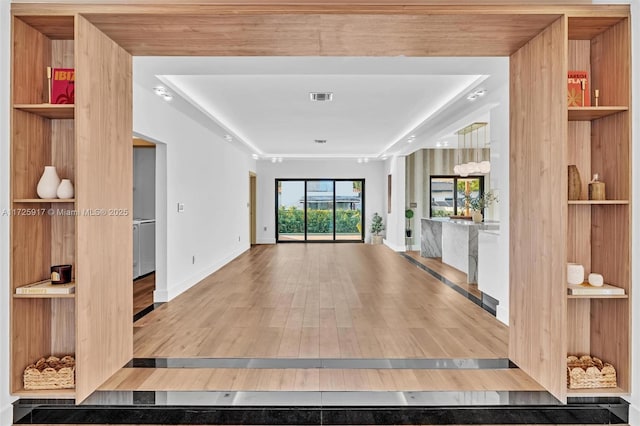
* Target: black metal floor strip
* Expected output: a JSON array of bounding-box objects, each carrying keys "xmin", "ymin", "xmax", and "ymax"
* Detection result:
[
  {"xmin": 133, "ymin": 302, "xmax": 165, "ymax": 323},
  {"xmin": 124, "ymin": 357, "xmax": 515, "ymax": 369},
  {"xmin": 399, "ymin": 252, "xmax": 497, "ymax": 316}
]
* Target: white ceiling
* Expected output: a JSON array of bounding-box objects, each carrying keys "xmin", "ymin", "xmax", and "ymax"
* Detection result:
[{"xmin": 134, "ymin": 57, "xmax": 508, "ymax": 159}]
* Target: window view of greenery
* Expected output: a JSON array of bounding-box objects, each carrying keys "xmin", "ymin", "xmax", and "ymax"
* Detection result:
[
  {"xmin": 277, "ymin": 180, "xmax": 363, "ymax": 241},
  {"xmin": 430, "ymin": 176, "xmax": 483, "ymax": 217}
]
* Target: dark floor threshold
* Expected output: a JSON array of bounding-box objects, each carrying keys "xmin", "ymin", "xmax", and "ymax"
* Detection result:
[
  {"xmin": 133, "ymin": 302, "xmax": 165, "ymax": 322},
  {"xmin": 399, "ymin": 253, "xmax": 497, "ymax": 317},
  {"xmin": 13, "ymin": 401, "xmax": 629, "ymax": 425}
]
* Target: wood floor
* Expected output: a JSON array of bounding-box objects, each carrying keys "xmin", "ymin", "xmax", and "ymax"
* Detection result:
[
  {"xmin": 403, "ymin": 251, "xmax": 482, "ymax": 299},
  {"xmin": 133, "ymin": 244, "xmax": 507, "ymax": 359},
  {"xmin": 133, "ymin": 273, "xmax": 155, "ymax": 316},
  {"xmin": 97, "ymin": 244, "xmax": 542, "ymax": 394}
]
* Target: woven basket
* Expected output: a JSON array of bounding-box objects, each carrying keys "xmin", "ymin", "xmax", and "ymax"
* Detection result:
[
  {"xmin": 24, "ymin": 355, "xmax": 75, "ymax": 390},
  {"xmin": 567, "ymin": 355, "xmax": 616, "ymax": 389}
]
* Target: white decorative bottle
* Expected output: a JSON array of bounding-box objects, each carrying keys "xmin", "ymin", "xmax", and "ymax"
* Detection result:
[
  {"xmin": 567, "ymin": 263, "xmax": 585, "ymax": 285},
  {"xmin": 56, "ymin": 179, "xmax": 74, "ymax": 199},
  {"xmin": 36, "ymin": 166, "xmax": 60, "ymax": 199}
]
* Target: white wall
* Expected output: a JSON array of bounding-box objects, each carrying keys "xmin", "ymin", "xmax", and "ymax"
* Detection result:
[
  {"xmin": 384, "ymin": 156, "xmax": 406, "ymax": 251},
  {"xmin": 133, "ymin": 82, "xmax": 255, "ymax": 301},
  {"xmin": 0, "ymin": 1, "xmax": 14, "ymax": 423},
  {"xmin": 489, "ymin": 84, "xmax": 510, "ymax": 324},
  {"xmin": 256, "ymin": 159, "xmax": 385, "ymax": 244}
]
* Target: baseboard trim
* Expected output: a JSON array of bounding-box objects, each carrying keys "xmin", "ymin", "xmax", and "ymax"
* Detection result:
[
  {"xmin": 256, "ymin": 238, "xmax": 276, "ymax": 244},
  {"xmin": 154, "ymin": 246, "xmax": 248, "ymax": 302}
]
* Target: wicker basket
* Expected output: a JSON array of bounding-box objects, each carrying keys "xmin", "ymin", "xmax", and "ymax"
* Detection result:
[
  {"xmin": 23, "ymin": 355, "xmax": 75, "ymax": 390},
  {"xmin": 567, "ymin": 355, "xmax": 616, "ymax": 389}
]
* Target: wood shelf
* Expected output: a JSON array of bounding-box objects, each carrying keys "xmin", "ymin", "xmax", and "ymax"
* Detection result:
[
  {"xmin": 14, "ymin": 293, "xmax": 75, "ymax": 299},
  {"xmin": 14, "ymin": 104, "xmax": 74, "ymax": 119},
  {"xmin": 568, "ymin": 200, "xmax": 629, "ymax": 205},
  {"xmin": 568, "ymin": 106, "xmax": 628, "ymax": 121},
  {"xmin": 567, "ymin": 387, "xmax": 629, "ymax": 397},
  {"xmin": 568, "ymin": 294, "xmax": 628, "ymax": 299},
  {"xmin": 14, "ymin": 198, "xmax": 75, "ymax": 203},
  {"xmin": 12, "ymin": 388, "xmax": 75, "ymax": 399}
]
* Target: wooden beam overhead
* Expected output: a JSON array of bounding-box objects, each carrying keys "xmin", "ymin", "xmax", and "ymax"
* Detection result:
[{"xmin": 12, "ymin": 3, "xmax": 629, "ymax": 57}]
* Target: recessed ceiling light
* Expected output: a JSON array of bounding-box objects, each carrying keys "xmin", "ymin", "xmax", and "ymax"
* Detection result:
[
  {"xmin": 224, "ymin": 134, "xmax": 233, "ymax": 141},
  {"xmin": 467, "ymin": 88, "xmax": 487, "ymax": 101},
  {"xmin": 271, "ymin": 158, "xmax": 277, "ymax": 163},
  {"xmin": 357, "ymin": 158, "xmax": 363, "ymax": 164},
  {"xmin": 314, "ymin": 139, "xmax": 327, "ymax": 144},
  {"xmin": 436, "ymin": 142, "xmax": 442, "ymax": 147},
  {"xmin": 252, "ymin": 154, "xmax": 259, "ymax": 160},
  {"xmin": 277, "ymin": 157, "xmax": 283, "ymax": 163},
  {"xmin": 363, "ymin": 158, "xmax": 369, "ymax": 163},
  {"xmin": 154, "ymin": 86, "xmax": 173, "ymax": 101},
  {"xmin": 310, "ymin": 92, "xmax": 333, "ymax": 102}
]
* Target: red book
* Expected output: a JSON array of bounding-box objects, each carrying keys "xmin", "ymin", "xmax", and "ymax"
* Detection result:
[
  {"xmin": 567, "ymin": 71, "xmax": 590, "ymax": 107},
  {"xmin": 48, "ymin": 67, "xmax": 75, "ymax": 104}
]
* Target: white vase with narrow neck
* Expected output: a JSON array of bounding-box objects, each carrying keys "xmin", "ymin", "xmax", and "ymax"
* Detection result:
[
  {"xmin": 56, "ymin": 179, "xmax": 74, "ymax": 199},
  {"xmin": 36, "ymin": 166, "xmax": 61, "ymax": 199}
]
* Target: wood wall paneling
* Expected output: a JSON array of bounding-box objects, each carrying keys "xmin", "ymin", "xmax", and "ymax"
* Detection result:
[
  {"xmin": 12, "ymin": 17, "xmax": 50, "ymax": 104},
  {"xmin": 75, "ymin": 14, "xmax": 133, "ymax": 403},
  {"xmin": 11, "ymin": 299, "xmax": 51, "ymax": 393},
  {"xmin": 590, "ymin": 18, "xmax": 630, "ymax": 107},
  {"xmin": 509, "ymin": 16, "xmax": 567, "ymax": 402}
]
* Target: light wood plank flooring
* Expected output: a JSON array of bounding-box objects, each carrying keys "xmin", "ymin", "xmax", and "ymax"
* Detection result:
[
  {"xmin": 133, "ymin": 273, "xmax": 155, "ymax": 316},
  {"xmin": 403, "ymin": 251, "xmax": 482, "ymax": 299},
  {"xmin": 99, "ymin": 368, "xmax": 543, "ymax": 392},
  {"xmin": 133, "ymin": 244, "xmax": 507, "ymax": 359}
]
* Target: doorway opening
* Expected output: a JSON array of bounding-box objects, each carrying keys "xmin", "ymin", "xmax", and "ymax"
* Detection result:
[
  {"xmin": 276, "ymin": 179, "xmax": 364, "ymax": 243},
  {"xmin": 250, "ymin": 172, "xmax": 257, "ymax": 245}
]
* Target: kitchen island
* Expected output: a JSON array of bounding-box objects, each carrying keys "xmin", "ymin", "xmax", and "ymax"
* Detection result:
[{"xmin": 421, "ymin": 217, "xmax": 499, "ymax": 283}]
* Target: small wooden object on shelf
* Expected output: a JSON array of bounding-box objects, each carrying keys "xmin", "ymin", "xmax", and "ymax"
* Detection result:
[
  {"xmin": 23, "ymin": 356, "xmax": 75, "ymax": 390},
  {"xmin": 588, "ymin": 174, "xmax": 606, "ymax": 200},
  {"xmin": 567, "ymin": 355, "xmax": 616, "ymax": 389}
]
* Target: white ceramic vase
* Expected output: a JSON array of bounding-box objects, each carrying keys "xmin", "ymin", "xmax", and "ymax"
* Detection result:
[
  {"xmin": 567, "ymin": 263, "xmax": 585, "ymax": 285},
  {"xmin": 471, "ymin": 210, "xmax": 483, "ymax": 223},
  {"xmin": 56, "ymin": 179, "xmax": 74, "ymax": 199},
  {"xmin": 36, "ymin": 166, "xmax": 60, "ymax": 199}
]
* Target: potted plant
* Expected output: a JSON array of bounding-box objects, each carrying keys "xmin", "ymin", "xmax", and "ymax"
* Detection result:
[
  {"xmin": 405, "ymin": 208, "xmax": 414, "ymax": 237},
  {"xmin": 464, "ymin": 191, "xmax": 498, "ymax": 223},
  {"xmin": 370, "ymin": 212, "xmax": 385, "ymax": 244}
]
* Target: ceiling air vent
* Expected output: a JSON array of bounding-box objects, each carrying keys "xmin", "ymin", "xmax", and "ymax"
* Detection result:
[
  {"xmin": 314, "ymin": 139, "xmax": 327, "ymax": 144},
  {"xmin": 310, "ymin": 92, "xmax": 333, "ymax": 102}
]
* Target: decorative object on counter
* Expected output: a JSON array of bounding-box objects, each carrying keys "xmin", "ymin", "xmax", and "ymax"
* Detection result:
[
  {"xmin": 464, "ymin": 190, "xmax": 498, "ymax": 223},
  {"xmin": 588, "ymin": 173, "xmax": 606, "ymax": 200},
  {"xmin": 568, "ymin": 165, "xmax": 582, "ymax": 200},
  {"xmin": 567, "ymin": 355, "xmax": 616, "ymax": 389},
  {"xmin": 567, "ymin": 70, "xmax": 590, "ymax": 107},
  {"xmin": 594, "ymin": 89, "xmax": 600, "ymax": 107},
  {"xmin": 370, "ymin": 212, "xmax": 385, "ymax": 245},
  {"xmin": 36, "ymin": 166, "xmax": 60, "ymax": 199},
  {"xmin": 567, "ymin": 263, "xmax": 584, "ymax": 285},
  {"xmin": 588, "ymin": 273, "xmax": 604, "ymax": 287},
  {"xmin": 405, "ymin": 208, "xmax": 414, "ymax": 237},
  {"xmin": 56, "ymin": 179, "xmax": 74, "ymax": 199},
  {"xmin": 51, "ymin": 264, "xmax": 72, "ymax": 284},
  {"xmin": 24, "ymin": 355, "xmax": 75, "ymax": 390}
]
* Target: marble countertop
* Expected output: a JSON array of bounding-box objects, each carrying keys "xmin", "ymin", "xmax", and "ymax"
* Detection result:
[{"xmin": 423, "ymin": 217, "xmax": 499, "ymax": 230}]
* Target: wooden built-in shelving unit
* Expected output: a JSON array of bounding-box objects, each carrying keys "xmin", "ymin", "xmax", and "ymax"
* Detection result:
[
  {"xmin": 510, "ymin": 8, "xmax": 631, "ymax": 403},
  {"xmin": 565, "ymin": 14, "xmax": 631, "ymax": 399},
  {"xmin": 11, "ymin": 12, "xmax": 133, "ymax": 403}
]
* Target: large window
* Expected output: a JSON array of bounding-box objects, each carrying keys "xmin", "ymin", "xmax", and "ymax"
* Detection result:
[
  {"xmin": 276, "ymin": 179, "xmax": 364, "ymax": 242},
  {"xmin": 430, "ymin": 175, "xmax": 485, "ymax": 218}
]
